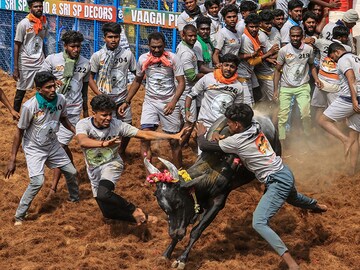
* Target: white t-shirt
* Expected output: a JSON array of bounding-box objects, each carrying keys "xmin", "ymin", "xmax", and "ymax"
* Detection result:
[
  {"xmin": 187, "ymin": 72, "xmax": 248, "ymax": 128},
  {"xmin": 90, "ymin": 46, "xmax": 136, "ymax": 104},
  {"xmin": 177, "ymin": 11, "xmax": 199, "ymax": 31},
  {"xmin": 215, "ymin": 27, "xmax": 242, "ymax": 57},
  {"xmin": 176, "ymin": 41, "xmax": 198, "ymax": 94},
  {"xmin": 15, "ymin": 17, "xmax": 48, "ymax": 70},
  {"xmin": 18, "ymin": 94, "xmax": 67, "ymax": 148},
  {"xmin": 40, "ymin": 53, "xmax": 90, "ymax": 115},
  {"xmin": 193, "ymin": 40, "xmax": 214, "ymax": 69},
  {"xmin": 277, "ymin": 43, "xmax": 314, "ymax": 87},
  {"xmin": 136, "ymin": 51, "xmax": 184, "ymax": 100},
  {"xmin": 76, "ymin": 117, "xmax": 138, "ymax": 169},
  {"xmin": 313, "ymin": 38, "xmax": 351, "ymax": 85},
  {"xmin": 321, "ymin": 22, "xmax": 355, "ymax": 54},
  {"xmin": 337, "ymin": 53, "xmax": 360, "ymax": 97}
]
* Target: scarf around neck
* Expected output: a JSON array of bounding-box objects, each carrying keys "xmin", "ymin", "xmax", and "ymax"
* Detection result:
[
  {"xmin": 197, "ymin": 35, "xmax": 214, "ymax": 63},
  {"xmin": 214, "ymin": 68, "xmax": 238, "ymax": 84},
  {"xmin": 185, "ymin": 5, "xmax": 201, "ymax": 18},
  {"xmin": 97, "ymin": 44, "xmax": 122, "ymax": 94},
  {"xmin": 59, "ymin": 51, "xmax": 78, "ymax": 95},
  {"xmin": 27, "ymin": 13, "xmax": 46, "ymax": 35},
  {"xmin": 244, "ymin": 28, "xmax": 263, "ymax": 56},
  {"xmin": 36, "ymin": 92, "xmax": 58, "ymax": 113},
  {"xmin": 142, "ymin": 51, "xmax": 172, "ymax": 72}
]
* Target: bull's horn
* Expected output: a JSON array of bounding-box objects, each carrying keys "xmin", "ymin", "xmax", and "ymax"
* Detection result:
[
  {"xmin": 143, "ymin": 158, "xmax": 160, "ymax": 174},
  {"xmin": 158, "ymin": 157, "xmax": 179, "ymax": 180}
]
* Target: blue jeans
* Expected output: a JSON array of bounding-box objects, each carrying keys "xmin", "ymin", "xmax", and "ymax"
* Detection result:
[
  {"xmin": 15, "ymin": 163, "xmax": 79, "ymax": 220},
  {"xmin": 252, "ymin": 165, "xmax": 317, "ymax": 256}
]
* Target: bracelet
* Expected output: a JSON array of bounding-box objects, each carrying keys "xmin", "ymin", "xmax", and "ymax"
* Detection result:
[
  {"xmin": 185, "ymin": 107, "xmax": 191, "ymax": 111},
  {"xmin": 124, "ymin": 100, "xmax": 131, "ymax": 106}
]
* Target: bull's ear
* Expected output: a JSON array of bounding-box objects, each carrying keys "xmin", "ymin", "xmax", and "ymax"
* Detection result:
[
  {"xmin": 143, "ymin": 158, "xmax": 160, "ymax": 174},
  {"xmin": 158, "ymin": 157, "xmax": 179, "ymax": 180}
]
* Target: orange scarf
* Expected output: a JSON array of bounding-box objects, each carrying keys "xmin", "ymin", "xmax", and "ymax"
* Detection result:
[
  {"xmin": 244, "ymin": 27, "xmax": 263, "ymax": 56},
  {"xmin": 214, "ymin": 68, "xmax": 238, "ymax": 84},
  {"xmin": 27, "ymin": 13, "xmax": 46, "ymax": 35},
  {"xmin": 142, "ymin": 51, "xmax": 172, "ymax": 72}
]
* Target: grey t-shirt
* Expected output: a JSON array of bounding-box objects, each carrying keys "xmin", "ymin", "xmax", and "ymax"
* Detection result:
[
  {"xmin": 187, "ymin": 72, "xmax": 248, "ymax": 128},
  {"xmin": 177, "ymin": 11, "xmax": 199, "ymax": 31},
  {"xmin": 269, "ymin": 27, "xmax": 281, "ymax": 47},
  {"xmin": 321, "ymin": 22, "xmax": 355, "ymax": 53},
  {"xmin": 277, "ymin": 43, "xmax": 314, "ymax": 87},
  {"xmin": 313, "ymin": 38, "xmax": 351, "ymax": 85},
  {"xmin": 176, "ymin": 41, "xmax": 198, "ymax": 94},
  {"xmin": 40, "ymin": 53, "xmax": 90, "ymax": 115},
  {"xmin": 14, "ymin": 17, "xmax": 48, "ymax": 70},
  {"xmin": 219, "ymin": 121, "xmax": 283, "ymax": 183},
  {"xmin": 337, "ymin": 53, "xmax": 360, "ymax": 97},
  {"xmin": 215, "ymin": 27, "xmax": 242, "ymax": 57},
  {"xmin": 18, "ymin": 94, "xmax": 67, "ymax": 148},
  {"xmin": 76, "ymin": 117, "xmax": 138, "ymax": 168},
  {"xmin": 90, "ymin": 47, "xmax": 136, "ymax": 104},
  {"xmin": 193, "ymin": 40, "xmax": 214, "ymax": 69},
  {"xmin": 136, "ymin": 51, "xmax": 184, "ymax": 100},
  {"xmin": 238, "ymin": 33, "xmax": 271, "ymax": 78},
  {"xmin": 207, "ymin": 14, "xmax": 222, "ymax": 44},
  {"xmin": 255, "ymin": 31, "xmax": 276, "ymax": 76}
]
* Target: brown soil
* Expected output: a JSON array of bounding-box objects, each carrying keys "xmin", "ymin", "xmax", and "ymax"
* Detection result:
[{"xmin": 0, "ymin": 70, "xmax": 359, "ymax": 270}]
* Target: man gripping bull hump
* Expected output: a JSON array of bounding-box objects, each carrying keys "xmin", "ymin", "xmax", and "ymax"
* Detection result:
[
  {"xmin": 76, "ymin": 94, "xmax": 186, "ymax": 225},
  {"xmin": 197, "ymin": 103, "xmax": 327, "ymax": 270}
]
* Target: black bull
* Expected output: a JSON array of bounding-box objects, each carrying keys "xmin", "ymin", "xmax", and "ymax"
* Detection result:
[{"xmin": 145, "ymin": 114, "xmax": 281, "ymax": 269}]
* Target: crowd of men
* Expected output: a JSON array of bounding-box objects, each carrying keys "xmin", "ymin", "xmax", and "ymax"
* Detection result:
[{"xmin": 2, "ymin": 0, "xmax": 360, "ymax": 269}]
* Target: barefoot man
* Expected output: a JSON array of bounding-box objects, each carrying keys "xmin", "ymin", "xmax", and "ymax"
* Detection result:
[
  {"xmin": 319, "ymin": 42, "xmax": 360, "ymax": 175},
  {"xmin": 76, "ymin": 94, "xmax": 186, "ymax": 224}
]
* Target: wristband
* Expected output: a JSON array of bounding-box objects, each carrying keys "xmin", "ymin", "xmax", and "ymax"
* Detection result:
[
  {"xmin": 124, "ymin": 100, "xmax": 131, "ymax": 106},
  {"xmin": 185, "ymin": 107, "xmax": 191, "ymax": 112}
]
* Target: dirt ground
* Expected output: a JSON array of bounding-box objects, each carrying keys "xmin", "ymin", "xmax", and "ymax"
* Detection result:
[{"xmin": 0, "ymin": 70, "xmax": 359, "ymax": 270}]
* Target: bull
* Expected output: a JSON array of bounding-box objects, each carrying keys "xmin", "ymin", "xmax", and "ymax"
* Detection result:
[{"xmin": 145, "ymin": 114, "xmax": 281, "ymax": 269}]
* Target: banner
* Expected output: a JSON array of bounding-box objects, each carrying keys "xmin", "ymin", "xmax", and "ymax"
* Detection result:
[
  {"xmin": 1, "ymin": 0, "xmax": 116, "ymax": 22},
  {"xmin": 120, "ymin": 7, "xmax": 180, "ymax": 29}
]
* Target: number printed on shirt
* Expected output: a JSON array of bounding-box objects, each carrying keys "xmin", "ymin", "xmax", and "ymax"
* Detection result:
[
  {"xmin": 298, "ymin": 53, "xmax": 310, "ymax": 59},
  {"xmin": 74, "ymin": 67, "xmax": 87, "ymax": 73},
  {"xmin": 114, "ymin": 57, "xmax": 128, "ymax": 64},
  {"xmin": 353, "ymin": 56, "xmax": 360, "ymax": 63}
]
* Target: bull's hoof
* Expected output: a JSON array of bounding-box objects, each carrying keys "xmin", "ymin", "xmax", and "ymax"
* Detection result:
[{"xmin": 171, "ymin": 260, "xmax": 186, "ymax": 269}]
